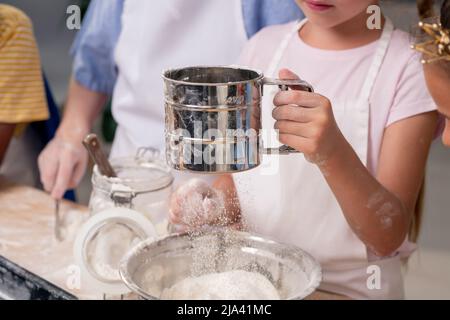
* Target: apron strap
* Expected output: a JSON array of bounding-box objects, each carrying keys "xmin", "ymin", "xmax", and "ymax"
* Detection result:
[
  {"xmin": 266, "ymin": 19, "xmax": 308, "ymax": 78},
  {"xmin": 359, "ymin": 18, "xmax": 394, "ymax": 101},
  {"xmin": 267, "ymin": 18, "xmax": 394, "ymax": 100}
]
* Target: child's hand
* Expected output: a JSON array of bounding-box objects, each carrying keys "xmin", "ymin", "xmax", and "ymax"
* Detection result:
[
  {"xmin": 272, "ymin": 69, "xmax": 345, "ymax": 164},
  {"xmin": 169, "ymin": 179, "xmax": 226, "ymax": 229}
]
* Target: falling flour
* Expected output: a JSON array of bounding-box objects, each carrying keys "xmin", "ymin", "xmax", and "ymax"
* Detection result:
[{"xmin": 160, "ymin": 270, "xmax": 280, "ymax": 300}]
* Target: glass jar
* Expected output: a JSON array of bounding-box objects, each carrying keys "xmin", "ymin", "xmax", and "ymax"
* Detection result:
[
  {"xmin": 74, "ymin": 149, "xmax": 173, "ymax": 297},
  {"xmin": 88, "ymin": 148, "xmax": 174, "ymax": 227}
]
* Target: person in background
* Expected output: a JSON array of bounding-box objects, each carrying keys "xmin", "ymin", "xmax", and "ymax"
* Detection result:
[
  {"xmin": 170, "ymin": 0, "xmax": 440, "ymax": 299},
  {"xmin": 416, "ymin": 0, "xmax": 450, "ymax": 145},
  {"xmin": 37, "ymin": 0, "xmax": 304, "ymax": 199},
  {"xmin": 0, "ymin": 4, "xmax": 49, "ymax": 187}
]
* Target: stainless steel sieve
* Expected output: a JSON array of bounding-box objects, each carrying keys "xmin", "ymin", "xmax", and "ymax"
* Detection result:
[{"xmin": 163, "ymin": 66, "xmax": 314, "ymax": 173}]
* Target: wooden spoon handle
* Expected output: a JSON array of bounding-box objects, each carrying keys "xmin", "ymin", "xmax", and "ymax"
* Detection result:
[{"xmin": 82, "ymin": 134, "xmax": 117, "ymax": 178}]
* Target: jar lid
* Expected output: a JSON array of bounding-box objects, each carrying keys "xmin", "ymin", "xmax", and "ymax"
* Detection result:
[
  {"xmin": 73, "ymin": 207, "xmax": 157, "ymax": 295},
  {"xmin": 93, "ymin": 155, "xmax": 174, "ymax": 195}
]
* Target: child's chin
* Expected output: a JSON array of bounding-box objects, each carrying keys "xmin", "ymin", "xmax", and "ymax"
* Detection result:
[{"xmin": 304, "ymin": 14, "xmax": 342, "ymax": 29}]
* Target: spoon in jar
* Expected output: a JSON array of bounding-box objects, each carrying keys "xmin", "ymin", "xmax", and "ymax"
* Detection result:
[{"xmin": 82, "ymin": 133, "xmax": 117, "ymax": 178}]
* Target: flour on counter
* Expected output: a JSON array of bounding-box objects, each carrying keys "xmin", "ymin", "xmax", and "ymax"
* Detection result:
[
  {"xmin": 58, "ymin": 209, "xmax": 87, "ymax": 242},
  {"xmin": 160, "ymin": 270, "xmax": 280, "ymax": 300}
]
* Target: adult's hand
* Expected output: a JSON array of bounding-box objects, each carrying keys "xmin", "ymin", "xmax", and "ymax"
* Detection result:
[
  {"xmin": 38, "ymin": 78, "xmax": 108, "ymax": 199},
  {"xmin": 38, "ymin": 134, "xmax": 88, "ymax": 199}
]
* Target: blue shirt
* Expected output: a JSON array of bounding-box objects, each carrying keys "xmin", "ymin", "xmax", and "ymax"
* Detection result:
[{"xmin": 72, "ymin": 0, "xmax": 303, "ymax": 95}]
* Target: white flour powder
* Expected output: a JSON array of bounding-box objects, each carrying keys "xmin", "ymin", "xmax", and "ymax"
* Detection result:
[
  {"xmin": 87, "ymin": 224, "xmax": 140, "ymax": 281},
  {"xmin": 160, "ymin": 270, "xmax": 280, "ymax": 300}
]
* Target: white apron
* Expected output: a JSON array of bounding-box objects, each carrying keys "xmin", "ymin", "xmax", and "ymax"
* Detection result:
[
  {"xmin": 110, "ymin": 0, "xmax": 247, "ymax": 159},
  {"xmin": 234, "ymin": 19, "xmax": 404, "ymax": 299}
]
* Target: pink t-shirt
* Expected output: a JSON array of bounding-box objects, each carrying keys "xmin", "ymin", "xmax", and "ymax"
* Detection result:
[
  {"xmin": 238, "ymin": 21, "xmax": 437, "ymax": 260},
  {"xmin": 239, "ymin": 21, "xmax": 437, "ymax": 175}
]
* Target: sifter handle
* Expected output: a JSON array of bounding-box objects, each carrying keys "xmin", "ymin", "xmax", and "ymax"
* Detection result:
[{"xmin": 261, "ymin": 77, "xmax": 314, "ymax": 155}]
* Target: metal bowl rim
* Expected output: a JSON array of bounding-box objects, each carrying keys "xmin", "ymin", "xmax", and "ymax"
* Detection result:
[{"xmin": 119, "ymin": 229, "xmax": 322, "ymax": 300}]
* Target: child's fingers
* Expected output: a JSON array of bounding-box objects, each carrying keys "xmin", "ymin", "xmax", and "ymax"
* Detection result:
[
  {"xmin": 274, "ymin": 120, "xmax": 316, "ymax": 138},
  {"xmin": 279, "ymin": 68, "xmax": 299, "ymax": 80},
  {"xmin": 273, "ymin": 90, "xmax": 325, "ymax": 108},
  {"xmin": 169, "ymin": 209, "xmax": 182, "ymax": 225},
  {"xmin": 169, "ymin": 192, "xmax": 183, "ymax": 221},
  {"xmin": 278, "ymin": 133, "xmax": 311, "ymax": 153},
  {"xmin": 278, "ymin": 69, "xmax": 308, "ymax": 91},
  {"xmin": 278, "ymin": 68, "xmax": 314, "ymax": 92},
  {"xmin": 272, "ymin": 105, "xmax": 315, "ymax": 123}
]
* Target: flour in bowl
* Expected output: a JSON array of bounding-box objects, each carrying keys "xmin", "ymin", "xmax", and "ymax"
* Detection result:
[{"xmin": 160, "ymin": 270, "xmax": 280, "ymax": 300}]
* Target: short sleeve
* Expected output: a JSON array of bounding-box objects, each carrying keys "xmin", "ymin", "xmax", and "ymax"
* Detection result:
[
  {"xmin": 386, "ymin": 52, "xmax": 437, "ymax": 127},
  {"xmin": 71, "ymin": 0, "xmax": 124, "ymax": 95},
  {"xmin": 0, "ymin": 5, "xmax": 48, "ymax": 124}
]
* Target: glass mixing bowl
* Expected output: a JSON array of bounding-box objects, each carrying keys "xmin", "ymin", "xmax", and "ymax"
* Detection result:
[{"xmin": 119, "ymin": 229, "xmax": 322, "ymax": 300}]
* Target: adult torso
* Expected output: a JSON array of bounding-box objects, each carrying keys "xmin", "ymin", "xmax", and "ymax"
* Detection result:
[{"xmin": 111, "ymin": 0, "xmax": 247, "ymax": 158}]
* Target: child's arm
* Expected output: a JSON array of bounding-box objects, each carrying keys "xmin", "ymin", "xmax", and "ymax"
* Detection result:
[
  {"xmin": 273, "ymin": 69, "xmax": 437, "ymax": 257},
  {"xmin": 318, "ymin": 113, "xmax": 436, "ymax": 256}
]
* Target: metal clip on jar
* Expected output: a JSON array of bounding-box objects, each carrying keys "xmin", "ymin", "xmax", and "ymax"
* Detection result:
[{"xmin": 89, "ymin": 147, "xmax": 174, "ymax": 223}]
